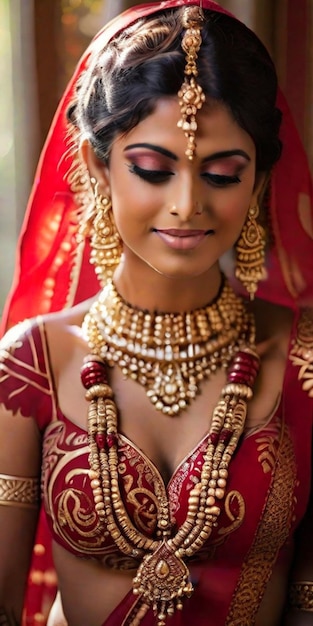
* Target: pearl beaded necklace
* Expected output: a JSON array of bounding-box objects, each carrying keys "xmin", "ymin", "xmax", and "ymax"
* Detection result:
[
  {"xmin": 82, "ymin": 278, "xmax": 255, "ymax": 416},
  {"xmin": 81, "ymin": 280, "xmax": 259, "ymax": 625}
]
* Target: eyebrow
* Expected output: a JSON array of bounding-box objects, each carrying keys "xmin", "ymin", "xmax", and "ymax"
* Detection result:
[
  {"xmin": 124, "ymin": 143, "xmax": 251, "ymax": 163},
  {"xmin": 124, "ymin": 143, "xmax": 178, "ymax": 160},
  {"xmin": 202, "ymin": 149, "xmax": 251, "ymax": 162}
]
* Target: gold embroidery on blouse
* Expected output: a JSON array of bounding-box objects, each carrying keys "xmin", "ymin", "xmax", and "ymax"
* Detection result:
[
  {"xmin": 43, "ymin": 422, "xmax": 165, "ymax": 561},
  {"xmin": 118, "ymin": 437, "xmax": 167, "ymax": 534},
  {"xmin": 290, "ymin": 309, "xmax": 313, "ymax": 396},
  {"xmin": 0, "ymin": 319, "xmax": 57, "ymax": 421},
  {"xmin": 126, "ymin": 488, "xmax": 161, "ymax": 534},
  {"xmin": 225, "ymin": 424, "xmax": 297, "ymax": 625}
]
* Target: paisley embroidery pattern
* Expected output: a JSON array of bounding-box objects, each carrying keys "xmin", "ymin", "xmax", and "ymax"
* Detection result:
[
  {"xmin": 290, "ymin": 308, "xmax": 313, "ymax": 397},
  {"xmin": 218, "ymin": 491, "xmax": 246, "ymax": 537},
  {"xmin": 256, "ymin": 416, "xmax": 281, "ymax": 474},
  {"xmin": 42, "ymin": 423, "xmax": 165, "ymax": 565}
]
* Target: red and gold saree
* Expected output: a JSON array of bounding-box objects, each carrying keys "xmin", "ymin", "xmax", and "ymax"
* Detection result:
[{"xmin": 1, "ymin": 2, "xmax": 313, "ymax": 625}]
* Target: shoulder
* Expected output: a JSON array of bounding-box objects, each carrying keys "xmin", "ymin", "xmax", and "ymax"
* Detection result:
[
  {"xmin": 0, "ymin": 298, "xmax": 94, "ymax": 423},
  {"xmin": 251, "ymin": 298, "xmax": 313, "ymax": 365},
  {"xmin": 252, "ymin": 301, "xmax": 313, "ymax": 412},
  {"xmin": 250, "ymin": 298, "xmax": 294, "ymax": 357},
  {"xmin": 41, "ymin": 297, "xmax": 95, "ymax": 375},
  {"xmin": 257, "ymin": 302, "xmax": 313, "ymax": 405},
  {"xmin": 0, "ymin": 316, "xmax": 45, "ymax": 359},
  {"xmin": 1, "ymin": 293, "xmax": 94, "ymax": 366},
  {"xmin": 0, "ymin": 317, "xmax": 53, "ymax": 423}
]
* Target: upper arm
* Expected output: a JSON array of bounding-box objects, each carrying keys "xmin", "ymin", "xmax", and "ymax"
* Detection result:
[
  {"xmin": 0, "ymin": 407, "xmax": 41, "ymax": 617},
  {"xmin": 0, "ymin": 319, "xmax": 54, "ymax": 619}
]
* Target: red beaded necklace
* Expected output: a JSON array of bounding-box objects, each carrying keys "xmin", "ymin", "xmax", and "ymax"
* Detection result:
[{"xmin": 81, "ymin": 338, "xmax": 259, "ymax": 625}]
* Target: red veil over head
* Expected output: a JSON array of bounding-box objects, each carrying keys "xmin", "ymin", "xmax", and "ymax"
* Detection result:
[
  {"xmin": 1, "ymin": 3, "xmax": 313, "ymax": 625},
  {"xmin": 2, "ymin": 0, "xmax": 313, "ymax": 336}
]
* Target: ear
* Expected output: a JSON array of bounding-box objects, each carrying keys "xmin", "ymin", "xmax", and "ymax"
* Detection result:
[
  {"xmin": 79, "ymin": 139, "xmax": 111, "ymax": 196},
  {"xmin": 251, "ymin": 171, "xmax": 270, "ymax": 205}
]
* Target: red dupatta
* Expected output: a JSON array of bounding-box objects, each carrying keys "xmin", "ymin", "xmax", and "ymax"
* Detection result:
[{"xmin": 1, "ymin": 2, "xmax": 312, "ymax": 625}]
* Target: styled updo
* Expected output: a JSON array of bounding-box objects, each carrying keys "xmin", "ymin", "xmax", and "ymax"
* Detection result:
[{"xmin": 68, "ymin": 6, "xmax": 282, "ymax": 172}]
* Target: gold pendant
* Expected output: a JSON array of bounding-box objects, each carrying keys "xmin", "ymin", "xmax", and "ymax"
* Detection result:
[
  {"xmin": 133, "ymin": 541, "xmax": 193, "ymax": 625},
  {"xmin": 144, "ymin": 361, "xmax": 197, "ymax": 415}
]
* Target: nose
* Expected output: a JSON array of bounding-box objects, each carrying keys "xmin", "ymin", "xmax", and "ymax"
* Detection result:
[{"xmin": 169, "ymin": 178, "xmax": 202, "ymax": 221}]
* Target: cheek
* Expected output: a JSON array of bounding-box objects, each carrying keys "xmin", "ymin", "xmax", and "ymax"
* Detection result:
[
  {"xmin": 112, "ymin": 188, "xmax": 163, "ymax": 230},
  {"xmin": 213, "ymin": 181, "xmax": 254, "ymax": 225},
  {"xmin": 214, "ymin": 197, "xmax": 249, "ymax": 227},
  {"xmin": 111, "ymin": 198, "xmax": 151, "ymax": 240}
]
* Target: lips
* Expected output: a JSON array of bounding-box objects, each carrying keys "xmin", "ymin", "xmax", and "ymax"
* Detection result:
[
  {"xmin": 157, "ymin": 228, "xmax": 207, "ymax": 237},
  {"xmin": 154, "ymin": 228, "xmax": 211, "ymax": 251}
]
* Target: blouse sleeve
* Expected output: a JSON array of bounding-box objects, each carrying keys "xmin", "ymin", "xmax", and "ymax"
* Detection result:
[{"xmin": 0, "ymin": 317, "xmax": 57, "ymax": 430}]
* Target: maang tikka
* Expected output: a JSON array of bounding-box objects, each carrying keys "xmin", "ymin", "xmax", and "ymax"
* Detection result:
[
  {"xmin": 177, "ymin": 6, "xmax": 206, "ymax": 160},
  {"xmin": 88, "ymin": 177, "xmax": 123, "ymax": 285}
]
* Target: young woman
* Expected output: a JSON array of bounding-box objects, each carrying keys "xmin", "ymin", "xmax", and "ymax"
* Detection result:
[{"xmin": 1, "ymin": 2, "xmax": 313, "ymax": 625}]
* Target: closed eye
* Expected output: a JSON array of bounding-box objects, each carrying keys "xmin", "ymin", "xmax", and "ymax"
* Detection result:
[
  {"xmin": 127, "ymin": 163, "xmax": 174, "ymax": 184},
  {"xmin": 202, "ymin": 173, "xmax": 241, "ymax": 187}
]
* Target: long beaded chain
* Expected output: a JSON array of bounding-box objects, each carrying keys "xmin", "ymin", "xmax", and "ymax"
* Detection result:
[
  {"xmin": 81, "ymin": 283, "xmax": 260, "ymax": 625},
  {"xmin": 83, "ymin": 278, "xmax": 254, "ymax": 416}
]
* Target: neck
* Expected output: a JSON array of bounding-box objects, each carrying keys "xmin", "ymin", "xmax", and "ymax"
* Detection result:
[
  {"xmin": 83, "ymin": 276, "xmax": 255, "ymax": 416},
  {"xmin": 113, "ymin": 261, "xmax": 223, "ymax": 313}
]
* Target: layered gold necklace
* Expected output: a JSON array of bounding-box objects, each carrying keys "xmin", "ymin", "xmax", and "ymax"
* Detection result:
[
  {"xmin": 83, "ymin": 278, "xmax": 255, "ymax": 416},
  {"xmin": 81, "ymin": 278, "xmax": 260, "ymax": 625}
]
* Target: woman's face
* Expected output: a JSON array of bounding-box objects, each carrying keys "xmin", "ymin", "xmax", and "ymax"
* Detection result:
[{"xmin": 87, "ymin": 97, "xmax": 261, "ymax": 281}]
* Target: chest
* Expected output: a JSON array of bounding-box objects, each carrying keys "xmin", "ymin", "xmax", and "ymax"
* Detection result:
[
  {"xmin": 43, "ymin": 334, "xmax": 313, "ymax": 569},
  {"xmin": 42, "ymin": 398, "xmax": 310, "ymax": 567},
  {"xmin": 57, "ymin": 343, "xmax": 287, "ymax": 483}
]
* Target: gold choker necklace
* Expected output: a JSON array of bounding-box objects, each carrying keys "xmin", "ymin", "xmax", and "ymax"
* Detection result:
[{"xmin": 82, "ymin": 278, "xmax": 255, "ymax": 416}]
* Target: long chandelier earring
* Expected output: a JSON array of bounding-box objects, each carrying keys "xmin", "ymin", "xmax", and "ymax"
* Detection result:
[
  {"xmin": 89, "ymin": 177, "xmax": 123, "ymax": 285},
  {"xmin": 235, "ymin": 203, "xmax": 267, "ymax": 300}
]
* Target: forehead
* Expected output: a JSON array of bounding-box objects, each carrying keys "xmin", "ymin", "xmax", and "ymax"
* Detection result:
[{"xmin": 115, "ymin": 97, "xmax": 256, "ymax": 157}]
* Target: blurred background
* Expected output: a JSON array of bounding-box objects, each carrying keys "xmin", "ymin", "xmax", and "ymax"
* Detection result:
[{"xmin": 0, "ymin": 0, "xmax": 312, "ymax": 316}]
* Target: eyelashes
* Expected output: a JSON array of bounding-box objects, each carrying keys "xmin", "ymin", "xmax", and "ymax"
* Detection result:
[
  {"xmin": 201, "ymin": 173, "xmax": 241, "ymax": 187},
  {"xmin": 127, "ymin": 163, "xmax": 174, "ymax": 184},
  {"xmin": 127, "ymin": 163, "xmax": 241, "ymax": 187}
]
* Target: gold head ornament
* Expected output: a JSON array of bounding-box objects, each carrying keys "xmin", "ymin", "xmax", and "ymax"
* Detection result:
[{"xmin": 177, "ymin": 5, "xmax": 206, "ymax": 160}]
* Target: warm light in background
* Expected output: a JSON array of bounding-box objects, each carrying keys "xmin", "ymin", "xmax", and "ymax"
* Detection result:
[{"xmin": 0, "ymin": 2, "xmax": 18, "ymax": 314}]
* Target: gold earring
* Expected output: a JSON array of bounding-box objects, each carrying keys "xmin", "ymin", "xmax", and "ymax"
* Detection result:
[
  {"xmin": 235, "ymin": 204, "xmax": 267, "ymax": 300},
  {"xmin": 89, "ymin": 178, "xmax": 123, "ymax": 285}
]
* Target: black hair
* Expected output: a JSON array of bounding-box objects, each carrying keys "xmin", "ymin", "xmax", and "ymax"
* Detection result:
[{"xmin": 67, "ymin": 7, "xmax": 282, "ymax": 172}]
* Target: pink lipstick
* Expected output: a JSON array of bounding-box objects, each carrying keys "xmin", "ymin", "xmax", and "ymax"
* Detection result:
[{"xmin": 154, "ymin": 228, "xmax": 210, "ymax": 251}]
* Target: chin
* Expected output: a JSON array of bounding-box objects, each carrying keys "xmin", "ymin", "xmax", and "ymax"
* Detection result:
[
  {"xmin": 125, "ymin": 249, "xmax": 219, "ymax": 281},
  {"xmin": 149, "ymin": 262, "xmax": 212, "ymax": 281}
]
